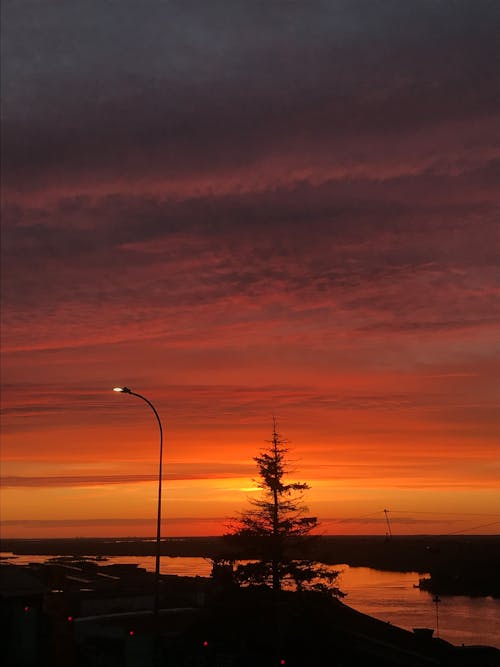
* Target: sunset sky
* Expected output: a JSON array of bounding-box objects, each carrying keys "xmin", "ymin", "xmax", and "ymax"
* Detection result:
[{"xmin": 1, "ymin": 1, "xmax": 499, "ymax": 539}]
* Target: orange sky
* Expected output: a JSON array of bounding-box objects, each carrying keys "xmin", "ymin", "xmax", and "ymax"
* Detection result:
[{"xmin": 1, "ymin": 1, "xmax": 499, "ymax": 539}]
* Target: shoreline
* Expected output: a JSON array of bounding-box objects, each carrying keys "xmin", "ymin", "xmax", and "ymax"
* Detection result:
[{"xmin": 2, "ymin": 535, "xmax": 499, "ymax": 598}]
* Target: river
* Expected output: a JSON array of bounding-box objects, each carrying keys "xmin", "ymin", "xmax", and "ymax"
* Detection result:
[{"xmin": 3, "ymin": 553, "xmax": 499, "ymax": 649}]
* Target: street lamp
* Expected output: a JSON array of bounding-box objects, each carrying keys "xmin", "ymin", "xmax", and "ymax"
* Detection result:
[{"xmin": 113, "ymin": 386, "xmax": 164, "ymax": 615}]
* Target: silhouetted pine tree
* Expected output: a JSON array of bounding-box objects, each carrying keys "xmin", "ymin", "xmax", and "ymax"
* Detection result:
[{"xmin": 226, "ymin": 419, "xmax": 344, "ymax": 597}]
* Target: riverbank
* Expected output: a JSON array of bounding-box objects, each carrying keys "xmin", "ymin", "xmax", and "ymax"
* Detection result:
[
  {"xmin": 3, "ymin": 535, "xmax": 499, "ymax": 598},
  {"xmin": 2, "ymin": 558, "xmax": 499, "ymax": 665},
  {"xmin": 3, "ymin": 555, "xmax": 499, "ymax": 649}
]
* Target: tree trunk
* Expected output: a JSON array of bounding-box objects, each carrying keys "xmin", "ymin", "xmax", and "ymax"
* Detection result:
[{"xmin": 272, "ymin": 423, "xmax": 281, "ymax": 592}]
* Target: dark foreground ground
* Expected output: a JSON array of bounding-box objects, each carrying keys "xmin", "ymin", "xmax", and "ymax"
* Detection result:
[
  {"xmin": 3, "ymin": 535, "xmax": 500, "ymax": 597},
  {"xmin": 2, "ymin": 556, "xmax": 500, "ymax": 666}
]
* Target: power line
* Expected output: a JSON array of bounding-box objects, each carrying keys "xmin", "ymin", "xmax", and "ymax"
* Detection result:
[
  {"xmin": 337, "ymin": 511, "xmax": 384, "ymax": 523},
  {"xmin": 388, "ymin": 510, "xmax": 500, "ymax": 517},
  {"xmin": 445, "ymin": 520, "xmax": 500, "ymax": 535}
]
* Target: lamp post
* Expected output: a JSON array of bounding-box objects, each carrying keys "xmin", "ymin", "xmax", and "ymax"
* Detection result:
[{"xmin": 113, "ymin": 387, "xmax": 164, "ymax": 616}]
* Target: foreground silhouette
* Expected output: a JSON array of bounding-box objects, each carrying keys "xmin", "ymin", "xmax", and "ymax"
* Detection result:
[{"xmin": 2, "ymin": 559, "xmax": 499, "ymax": 666}]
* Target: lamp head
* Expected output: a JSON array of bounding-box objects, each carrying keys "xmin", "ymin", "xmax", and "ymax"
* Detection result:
[{"xmin": 113, "ymin": 386, "xmax": 132, "ymax": 394}]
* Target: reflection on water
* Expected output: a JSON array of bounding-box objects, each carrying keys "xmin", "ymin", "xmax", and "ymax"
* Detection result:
[
  {"xmin": 336, "ymin": 565, "xmax": 500, "ymax": 649},
  {"xmin": 2, "ymin": 553, "xmax": 499, "ymax": 648}
]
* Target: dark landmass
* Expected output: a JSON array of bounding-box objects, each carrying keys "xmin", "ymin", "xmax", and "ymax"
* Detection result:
[
  {"xmin": 3, "ymin": 535, "xmax": 500, "ymax": 598},
  {"xmin": 2, "ymin": 557, "xmax": 500, "ymax": 666}
]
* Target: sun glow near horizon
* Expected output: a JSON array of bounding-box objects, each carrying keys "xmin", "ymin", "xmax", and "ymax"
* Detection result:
[
  {"xmin": 2, "ymin": 462, "xmax": 499, "ymax": 539},
  {"xmin": 2, "ymin": 410, "xmax": 499, "ymax": 540}
]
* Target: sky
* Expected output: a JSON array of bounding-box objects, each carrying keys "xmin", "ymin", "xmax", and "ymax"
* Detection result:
[{"xmin": 1, "ymin": 0, "xmax": 499, "ymax": 539}]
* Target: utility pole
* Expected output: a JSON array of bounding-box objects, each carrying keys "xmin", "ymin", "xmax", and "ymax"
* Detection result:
[
  {"xmin": 383, "ymin": 509, "xmax": 393, "ymax": 540},
  {"xmin": 433, "ymin": 595, "xmax": 441, "ymax": 638}
]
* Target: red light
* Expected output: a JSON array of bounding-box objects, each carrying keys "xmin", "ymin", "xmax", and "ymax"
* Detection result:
[
  {"xmin": 280, "ymin": 660, "xmax": 286, "ymax": 665},
  {"xmin": 129, "ymin": 630, "xmax": 135, "ymax": 637},
  {"xmin": 24, "ymin": 606, "xmax": 30, "ymax": 612},
  {"xmin": 203, "ymin": 640, "xmax": 209, "ymax": 647},
  {"xmin": 67, "ymin": 616, "xmax": 73, "ymax": 622}
]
